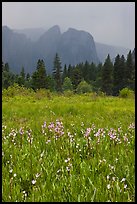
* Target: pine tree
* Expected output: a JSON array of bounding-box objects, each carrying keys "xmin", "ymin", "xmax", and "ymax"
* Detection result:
[
  {"xmin": 18, "ymin": 67, "xmax": 25, "ymax": 86},
  {"xmin": 31, "ymin": 59, "xmax": 47, "ymax": 90},
  {"xmin": 2, "ymin": 62, "xmax": 14, "ymax": 89},
  {"xmin": 125, "ymin": 50, "xmax": 135, "ymax": 90},
  {"xmin": 93, "ymin": 63, "xmax": 103, "ymax": 92},
  {"xmin": 24, "ymin": 73, "xmax": 31, "ymax": 88},
  {"xmin": 113, "ymin": 54, "xmax": 126, "ymax": 95},
  {"xmin": 83, "ymin": 61, "xmax": 90, "ymax": 82},
  {"xmin": 62, "ymin": 64, "xmax": 68, "ymax": 83},
  {"xmin": 71, "ymin": 66, "xmax": 82, "ymax": 90},
  {"xmin": 52, "ymin": 53, "xmax": 62, "ymax": 92},
  {"xmin": 101, "ymin": 54, "xmax": 113, "ymax": 95},
  {"xmin": 67, "ymin": 64, "xmax": 73, "ymax": 79}
]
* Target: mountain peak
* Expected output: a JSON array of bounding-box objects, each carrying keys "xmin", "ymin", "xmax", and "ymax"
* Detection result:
[{"xmin": 47, "ymin": 25, "xmax": 61, "ymax": 34}]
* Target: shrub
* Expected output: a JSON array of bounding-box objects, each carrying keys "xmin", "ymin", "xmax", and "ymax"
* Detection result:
[
  {"xmin": 2, "ymin": 83, "xmax": 34, "ymax": 97},
  {"xmin": 63, "ymin": 77, "xmax": 73, "ymax": 91},
  {"xmin": 97, "ymin": 90, "xmax": 106, "ymax": 97},
  {"xmin": 76, "ymin": 80, "xmax": 92, "ymax": 94},
  {"xmin": 63, "ymin": 90, "xmax": 74, "ymax": 97},
  {"xmin": 119, "ymin": 88, "xmax": 134, "ymax": 98},
  {"xmin": 35, "ymin": 89, "xmax": 52, "ymax": 100}
]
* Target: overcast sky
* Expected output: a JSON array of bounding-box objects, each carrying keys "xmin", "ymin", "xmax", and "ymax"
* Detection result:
[{"xmin": 2, "ymin": 2, "xmax": 135, "ymax": 50}]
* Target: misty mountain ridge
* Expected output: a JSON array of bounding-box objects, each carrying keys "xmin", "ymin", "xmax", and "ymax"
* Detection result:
[
  {"xmin": 2, "ymin": 25, "xmax": 130, "ymax": 74},
  {"xmin": 14, "ymin": 25, "xmax": 130, "ymax": 62}
]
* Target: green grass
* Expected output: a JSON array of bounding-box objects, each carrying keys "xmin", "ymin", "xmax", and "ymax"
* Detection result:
[{"xmin": 2, "ymin": 91, "xmax": 135, "ymax": 202}]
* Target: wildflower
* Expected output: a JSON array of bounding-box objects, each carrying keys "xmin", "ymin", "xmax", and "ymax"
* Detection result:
[
  {"xmin": 43, "ymin": 122, "xmax": 46, "ymax": 128},
  {"xmin": 35, "ymin": 173, "xmax": 41, "ymax": 178},
  {"xmin": 13, "ymin": 173, "xmax": 17, "ymax": 177},
  {"xmin": 66, "ymin": 166, "xmax": 70, "ymax": 171},
  {"xmin": 46, "ymin": 139, "xmax": 51, "ymax": 144},
  {"xmin": 118, "ymin": 127, "xmax": 122, "ymax": 132},
  {"xmin": 40, "ymin": 151, "xmax": 45, "ymax": 158},
  {"xmin": 107, "ymin": 184, "xmax": 111, "ymax": 189},
  {"xmin": 121, "ymin": 178, "xmax": 126, "ymax": 182},
  {"xmin": 128, "ymin": 123, "xmax": 135, "ymax": 129},
  {"xmin": 109, "ymin": 164, "xmax": 115, "ymax": 171},
  {"xmin": 9, "ymin": 169, "xmax": 13, "ymax": 173},
  {"xmin": 123, "ymin": 135, "xmax": 128, "ymax": 142},
  {"xmin": 57, "ymin": 169, "xmax": 61, "ymax": 173},
  {"xmin": 19, "ymin": 127, "xmax": 24, "ymax": 135},
  {"xmin": 76, "ymin": 144, "xmax": 79, "ymax": 148},
  {"xmin": 32, "ymin": 180, "xmax": 36, "ymax": 185},
  {"xmin": 107, "ymin": 175, "xmax": 110, "ymax": 180},
  {"xmin": 112, "ymin": 177, "xmax": 115, "ymax": 181},
  {"xmin": 65, "ymin": 158, "xmax": 71, "ymax": 163},
  {"xmin": 124, "ymin": 184, "xmax": 127, "ymax": 189},
  {"xmin": 94, "ymin": 129, "xmax": 101, "ymax": 137},
  {"xmin": 84, "ymin": 128, "xmax": 91, "ymax": 138}
]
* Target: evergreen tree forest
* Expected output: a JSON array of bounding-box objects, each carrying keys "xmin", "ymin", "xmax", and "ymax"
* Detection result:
[{"xmin": 2, "ymin": 50, "xmax": 135, "ymax": 96}]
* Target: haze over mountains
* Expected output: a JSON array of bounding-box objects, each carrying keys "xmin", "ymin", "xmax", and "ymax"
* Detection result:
[{"xmin": 2, "ymin": 25, "xmax": 130, "ymax": 74}]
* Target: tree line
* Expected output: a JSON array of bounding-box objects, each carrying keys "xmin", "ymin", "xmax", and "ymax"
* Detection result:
[{"xmin": 2, "ymin": 50, "xmax": 135, "ymax": 96}]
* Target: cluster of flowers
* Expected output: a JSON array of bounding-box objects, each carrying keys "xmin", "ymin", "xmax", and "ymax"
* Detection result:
[
  {"xmin": 65, "ymin": 157, "xmax": 72, "ymax": 172},
  {"xmin": 106, "ymin": 174, "xmax": 128, "ymax": 192},
  {"xmin": 26, "ymin": 128, "xmax": 33, "ymax": 144},
  {"xmin": 42, "ymin": 119, "xmax": 64, "ymax": 143},
  {"xmin": 84, "ymin": 122, "xmax": 135, "ymax": 145},
  {"xmin": 2, "ymin": 121, "xmax": 134, "ymax": 148}
]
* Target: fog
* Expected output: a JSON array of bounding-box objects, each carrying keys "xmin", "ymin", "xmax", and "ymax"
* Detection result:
[{"xmin": 2, "ymin": 2, "xmax": 135, "ymax": 50}]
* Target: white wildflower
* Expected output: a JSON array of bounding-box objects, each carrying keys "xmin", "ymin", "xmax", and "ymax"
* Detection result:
[
  {"xmin": 32, "ymin": 180, "xmax": 36, "ymax": 184},
  {"xmin": 107, "ymin": 184, "xmax": 111, "ymax": 189},
  {"xmin": 35, "ymin": 173, "xmax": 41, "ymax": 178},
  {"xmin": 112, "ymin": 177, "xmax": 115, "ymax": 181},
  {"xmin": 121, "ymin": 178, "xmax": 126, "ymax": 182},
  {"xmin": 124, "ymin": 184, "xmax": 127, "ymax": 189},
  {"xmin": 57, "ymin": 169, "xmax": 61, "ymax": 173}
]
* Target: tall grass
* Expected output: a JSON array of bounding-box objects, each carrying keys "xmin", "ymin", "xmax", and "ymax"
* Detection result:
[{"xmin": 2, "ymin": 90, "xmax": 135, "ymax": 202}]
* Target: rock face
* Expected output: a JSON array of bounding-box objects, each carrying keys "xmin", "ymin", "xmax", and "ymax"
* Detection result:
[
  {"xmin": 58, "ymin": 28, "xmax": 99, "ymax": 66},
  {"xmin": 2, "ymin": 25, "xmax": 99, "ymax": 74},
  {"xmin": 2, "ymin": 25, "xmax": 130, "ymax": 74}
]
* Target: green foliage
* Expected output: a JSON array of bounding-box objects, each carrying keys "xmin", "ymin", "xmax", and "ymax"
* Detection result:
[
  {"xmin": 2, "ymin": 83, "xmax": 34, "ymax": 97},
  {"xmin": 2, "ymin": 48, "xmax": 135, "ymax": 96},
  {"xmin": 119, "ymin": 88, "xmax": 134, "ymax": 98},
  {"xmin": 76, "ymin": 80, "xmax": 92, "ymax": 94},
  {"xmin": 63, "ymin": 90, "xmax": 74, "ymax": 97},
  {"xmin": 63, "ymin": 77, "xmax": 73, "ymax": 91},
  {"xmin": 35, "ymin": 89, "xmax": 52, "ymax": 100}
]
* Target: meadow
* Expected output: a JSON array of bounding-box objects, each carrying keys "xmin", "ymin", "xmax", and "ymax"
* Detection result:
[{"xmin": 2, "ymin": 87, "xmax": 135, "ymax": 202}]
